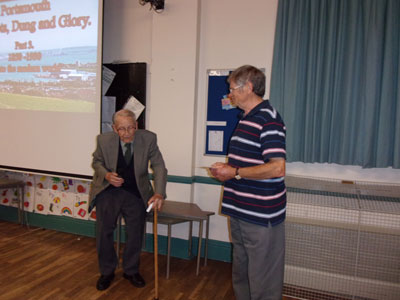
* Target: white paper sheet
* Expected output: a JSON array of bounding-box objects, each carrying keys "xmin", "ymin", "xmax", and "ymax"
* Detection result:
[
  {"xmin": 101, "ymin": 96, "xmax": 116, "ymax": 123},
  {"xmin": 124, "ymin": 95, "xmax": 145, "ymax": 119},
  {"xmin": 208, "ymin": 130, "xmax": 224, "ymax": 152},
  {"xmin": 102, "ymin": 66, "xmax": 116, "ymax": 96}
]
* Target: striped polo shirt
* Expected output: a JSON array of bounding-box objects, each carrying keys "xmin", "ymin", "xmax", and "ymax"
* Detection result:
[{"xmin": 221, "ymin": 100, "xmax": 286, "ymax": 227}]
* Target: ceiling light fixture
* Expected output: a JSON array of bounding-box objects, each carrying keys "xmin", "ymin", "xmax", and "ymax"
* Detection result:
[{"xmin": 139, "ymin": 0, "xmax": 165, "ymax": 13}]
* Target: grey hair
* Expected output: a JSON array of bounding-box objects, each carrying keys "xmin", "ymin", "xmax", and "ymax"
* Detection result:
[
  {"xmin": 112, "ymin": 109, "xmax": 137, "ymax": 124},
  {"xmin": 228, "ymin": 65, "xmax": 266, "ymax": 97}
]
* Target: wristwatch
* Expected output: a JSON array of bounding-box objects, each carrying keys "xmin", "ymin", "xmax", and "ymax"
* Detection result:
[{"xmin": 234, "ymin": 168, "xmax": 242, "ymax": 180}]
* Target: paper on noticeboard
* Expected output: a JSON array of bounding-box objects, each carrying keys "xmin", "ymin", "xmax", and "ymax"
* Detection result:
[
  {"xmin": 208, "ymin": 130, "xmax": 224, "ymax": 152},
  {"xmin": 221, "ymin": 95, "xmax": 236, "ymax": 110},
  {"xmin": 124, "ymin": 95, "xmax": 145, "ymax": 119},
  {"xmin": 101, "ymin": 96, "xmax": 116, "ymax": 123},
  {"xmin": 102, "ymin": 66, "xmax": 116, "ymax": 96},
  {"xmin": 101, "ymin": 95, "xmax": 115, "ymax": 133}
]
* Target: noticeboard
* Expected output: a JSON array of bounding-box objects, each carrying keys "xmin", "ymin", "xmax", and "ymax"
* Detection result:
[{"xmin": 205, "ymin": 69, "xmax": 240, "ymax": 155}]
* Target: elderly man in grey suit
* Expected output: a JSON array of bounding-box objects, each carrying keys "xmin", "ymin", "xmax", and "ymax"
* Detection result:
[{"xmin": 89, "ymin": 109, "xmax": 167, "ymax": 291}]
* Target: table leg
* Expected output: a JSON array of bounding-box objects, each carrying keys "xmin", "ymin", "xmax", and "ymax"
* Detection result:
[
  {"xmin": 167, "ymin": 224, "xmax": 171, "ymax": 279},
  {"xmin": 22, "ymin": 186, "xmax": 29, "ymax": 228},
  {"xmin": 188, "ymin": 221, "xmax": 193, "ymax": 258},
  {"xmin": 196, "ymin": 220, "xmax": 203, "ymax": 276},
  {"xmin": 18, "ymin": 187, "xmax": 23, "ymax": 225},
  {"xmin": 142, "ymin": 221, "xmax": 147, "ymax": 250},
  {"xmin": 204, "ymin": 215, "xmax": 210, "ymax": 266}
]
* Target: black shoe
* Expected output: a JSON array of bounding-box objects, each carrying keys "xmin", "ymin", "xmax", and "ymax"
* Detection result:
[
  {"xmin": 96, "ymin": 273, "xmax": 115, "ymax": 291},
  {"xmin": 123, "ymin": 272, "xmax": 146, "ymax": 288}
]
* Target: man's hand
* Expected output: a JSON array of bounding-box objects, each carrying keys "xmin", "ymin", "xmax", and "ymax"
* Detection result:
[
  {"xmin": 105, "ymin": 172, "xmax": 124, "ymax": 187},
  {"xmin": 210, "ymin": 162, "xmax": 236, "ymax": 182},
  {"xmin": 148, "ymin": 193, "xmax": 164, "ymax": 211}
]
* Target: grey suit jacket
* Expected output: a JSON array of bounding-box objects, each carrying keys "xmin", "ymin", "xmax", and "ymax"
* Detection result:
[{"xmin": 89, "ymin": 130, "xmax": 167, "ymax": 208}]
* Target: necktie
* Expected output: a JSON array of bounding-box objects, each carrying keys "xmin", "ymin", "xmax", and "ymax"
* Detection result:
[{"xmin": 124, "ymin": 143, "xmax": 132, "ymax": 164}]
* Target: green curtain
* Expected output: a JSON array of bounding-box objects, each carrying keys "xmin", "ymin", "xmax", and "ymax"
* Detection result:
[{"xmin": 270, "ymin": 0, "xmax": 400, "ymax": 168}]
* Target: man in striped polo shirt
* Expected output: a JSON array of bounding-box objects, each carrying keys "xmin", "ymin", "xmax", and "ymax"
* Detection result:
[{"xmin": 211, "ymin": 65, "xmax": 286, "ymax": 300}]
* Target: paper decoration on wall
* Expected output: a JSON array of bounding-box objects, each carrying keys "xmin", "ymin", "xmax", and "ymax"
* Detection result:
[
  {"xmin": 48, "ymin": 190, "xmax": 62, "ymax": 216},
  {"xmin": 62, "ymin": 207, "xmax": 73, "ymax": 215},
  {"xmin": 20, "ymin": 173, "xmax": 35, "ymax": 212},
  {"xmin": 62, "ymin": 180, "xmax": 70, "ymax": 191},
  {"xmin": 60, "ymin": 192, "xmax": 75, "ymax": 218},
  {"xmin": 48, "ymin": 191, "xmax": 76, "ymax": 217},
  {"xmin": 9, "ymin": 189, "xmax": 19, "ymax": 208},
  {"xmin": 89, "ymin": 208, "xmax": 97, "ymax": 221},
  {"xmin": 77, "ymin": 208, "xmax": 86, "ymax": 218},
  {"xmin": 75, "ymin": 200, "xmax": 87, "ymax": 207},
  {"xmin": 24, "ymin": 186, "xmax": 35, "ymax": 213},
  {"xmin": 34, "ymin": 189, "xmax": 50, "ymax": 215},
  {"xmin": 50, "ymin": 177, "xmax": 67, "ymax": 191},
  {"xmin": 77, "ymin": 185, "xmax": 86, "ymax": 193},
  {"xmin": 0, "ymin": 189, "xmax": 11, "ymax": 206},
  {"xmin": 36, "ymin": 176, "xmax": 50, "ymax": 189},
  {"xmin": 1, "ymin": 172, "xmax": 94, "ymax": 221},
  {"xmin": 74, "ymin": 194, "xmax": 89, "ymax": 220},
  {"xmin": 26, "ymin": 181, "xmax": 34, "ymax": 187},
  {"xmin": 74, "ymin": 180, "xmax": 90, "ymax": 194}
]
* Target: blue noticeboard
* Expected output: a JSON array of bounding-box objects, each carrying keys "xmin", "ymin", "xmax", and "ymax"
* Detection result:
[{"xmin": 205, "ymin": 70, "xmax": 240, "ymax": 155}]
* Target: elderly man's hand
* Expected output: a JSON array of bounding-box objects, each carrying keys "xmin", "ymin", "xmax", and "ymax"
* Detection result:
[
  {"xmin": 147, "ymin": 193, "xmax": 164, "ymax": 211},
  {"xmin": 105, "ymin": 172, "xmax": 124, "ymax": 187}
]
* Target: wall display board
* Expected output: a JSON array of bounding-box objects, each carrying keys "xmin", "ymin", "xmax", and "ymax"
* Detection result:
[
  {"xmin": 103, "ymin": 62, "xmax": 146, "ymax": 130},
  {"xmin": 205, "ymin": 69, "xmax": 240, "ymax": 155},
  {"xmin": 0, "ymin": 0, "xmax": 104, "ymax": 178}
]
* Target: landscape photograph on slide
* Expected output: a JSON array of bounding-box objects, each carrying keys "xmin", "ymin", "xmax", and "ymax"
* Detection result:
[{"xmin": 0, "ymin": 0, "xmax": 100, "ymax": 112}]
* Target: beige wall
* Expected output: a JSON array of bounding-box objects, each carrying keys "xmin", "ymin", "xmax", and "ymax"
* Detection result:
[{"xmin": 103, "ymin": 0, "xmax": 280, "ymax": 241}]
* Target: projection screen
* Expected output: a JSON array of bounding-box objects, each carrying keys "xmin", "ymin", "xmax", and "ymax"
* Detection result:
[{"xmin": 0, "ymin": 0, "xmax": 103, "ymax": 178}]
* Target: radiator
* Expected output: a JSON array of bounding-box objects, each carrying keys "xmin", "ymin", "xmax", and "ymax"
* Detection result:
[{"xmin": 283, "ymin": 175, "xmax": 400, "ymax": 300}]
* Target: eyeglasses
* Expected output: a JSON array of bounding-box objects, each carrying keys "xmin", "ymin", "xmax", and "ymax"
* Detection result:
[
  {"xmin": 229, "ymin": 85, "xmax": 243, "ymax": 93},
  {"xmin": 117, "ymin": 126, "xmax": 136, "ymax": 133}
]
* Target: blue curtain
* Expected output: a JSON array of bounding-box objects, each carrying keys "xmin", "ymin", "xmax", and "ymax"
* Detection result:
[{"xmin": 270, "ymin": 0, "xmax": 400, "ymax": 168}]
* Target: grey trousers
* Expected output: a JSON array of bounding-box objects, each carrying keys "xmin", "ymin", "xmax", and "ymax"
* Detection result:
[
  {"xmin": 95, "ymin": 188, "xmax": 145, "ymax": 276},
  {"xmin": 230, "ymin": 218, "xmax": 285, "ymax": 300}
]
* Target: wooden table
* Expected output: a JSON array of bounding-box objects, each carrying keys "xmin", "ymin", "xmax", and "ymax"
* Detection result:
[
  {"xmin": 150, "ymin": 200, "xmax": 215, "ymax": 276},
  {"xmin": 0, "ymin": 178, "xmax": 27, "ymax": 226},
  {"xmin": 145, "ymin": 215, "xmax": 191, "ymax": 279}
]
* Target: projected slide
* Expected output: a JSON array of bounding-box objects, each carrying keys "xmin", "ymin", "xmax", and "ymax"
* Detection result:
[{"xmin": 0, "ymin": 0, "xmax": 100, "ymax": 112}]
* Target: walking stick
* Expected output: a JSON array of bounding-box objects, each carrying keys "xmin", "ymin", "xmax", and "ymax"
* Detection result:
[{"xmin": 153, "ymin": 206, "xmax": 159, "ymax": 300}]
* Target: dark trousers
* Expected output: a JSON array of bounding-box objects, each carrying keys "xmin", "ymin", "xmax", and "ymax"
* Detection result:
[{"xmin": 95, "ymin": 188, "xmax": 145, "ymax": 276}]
